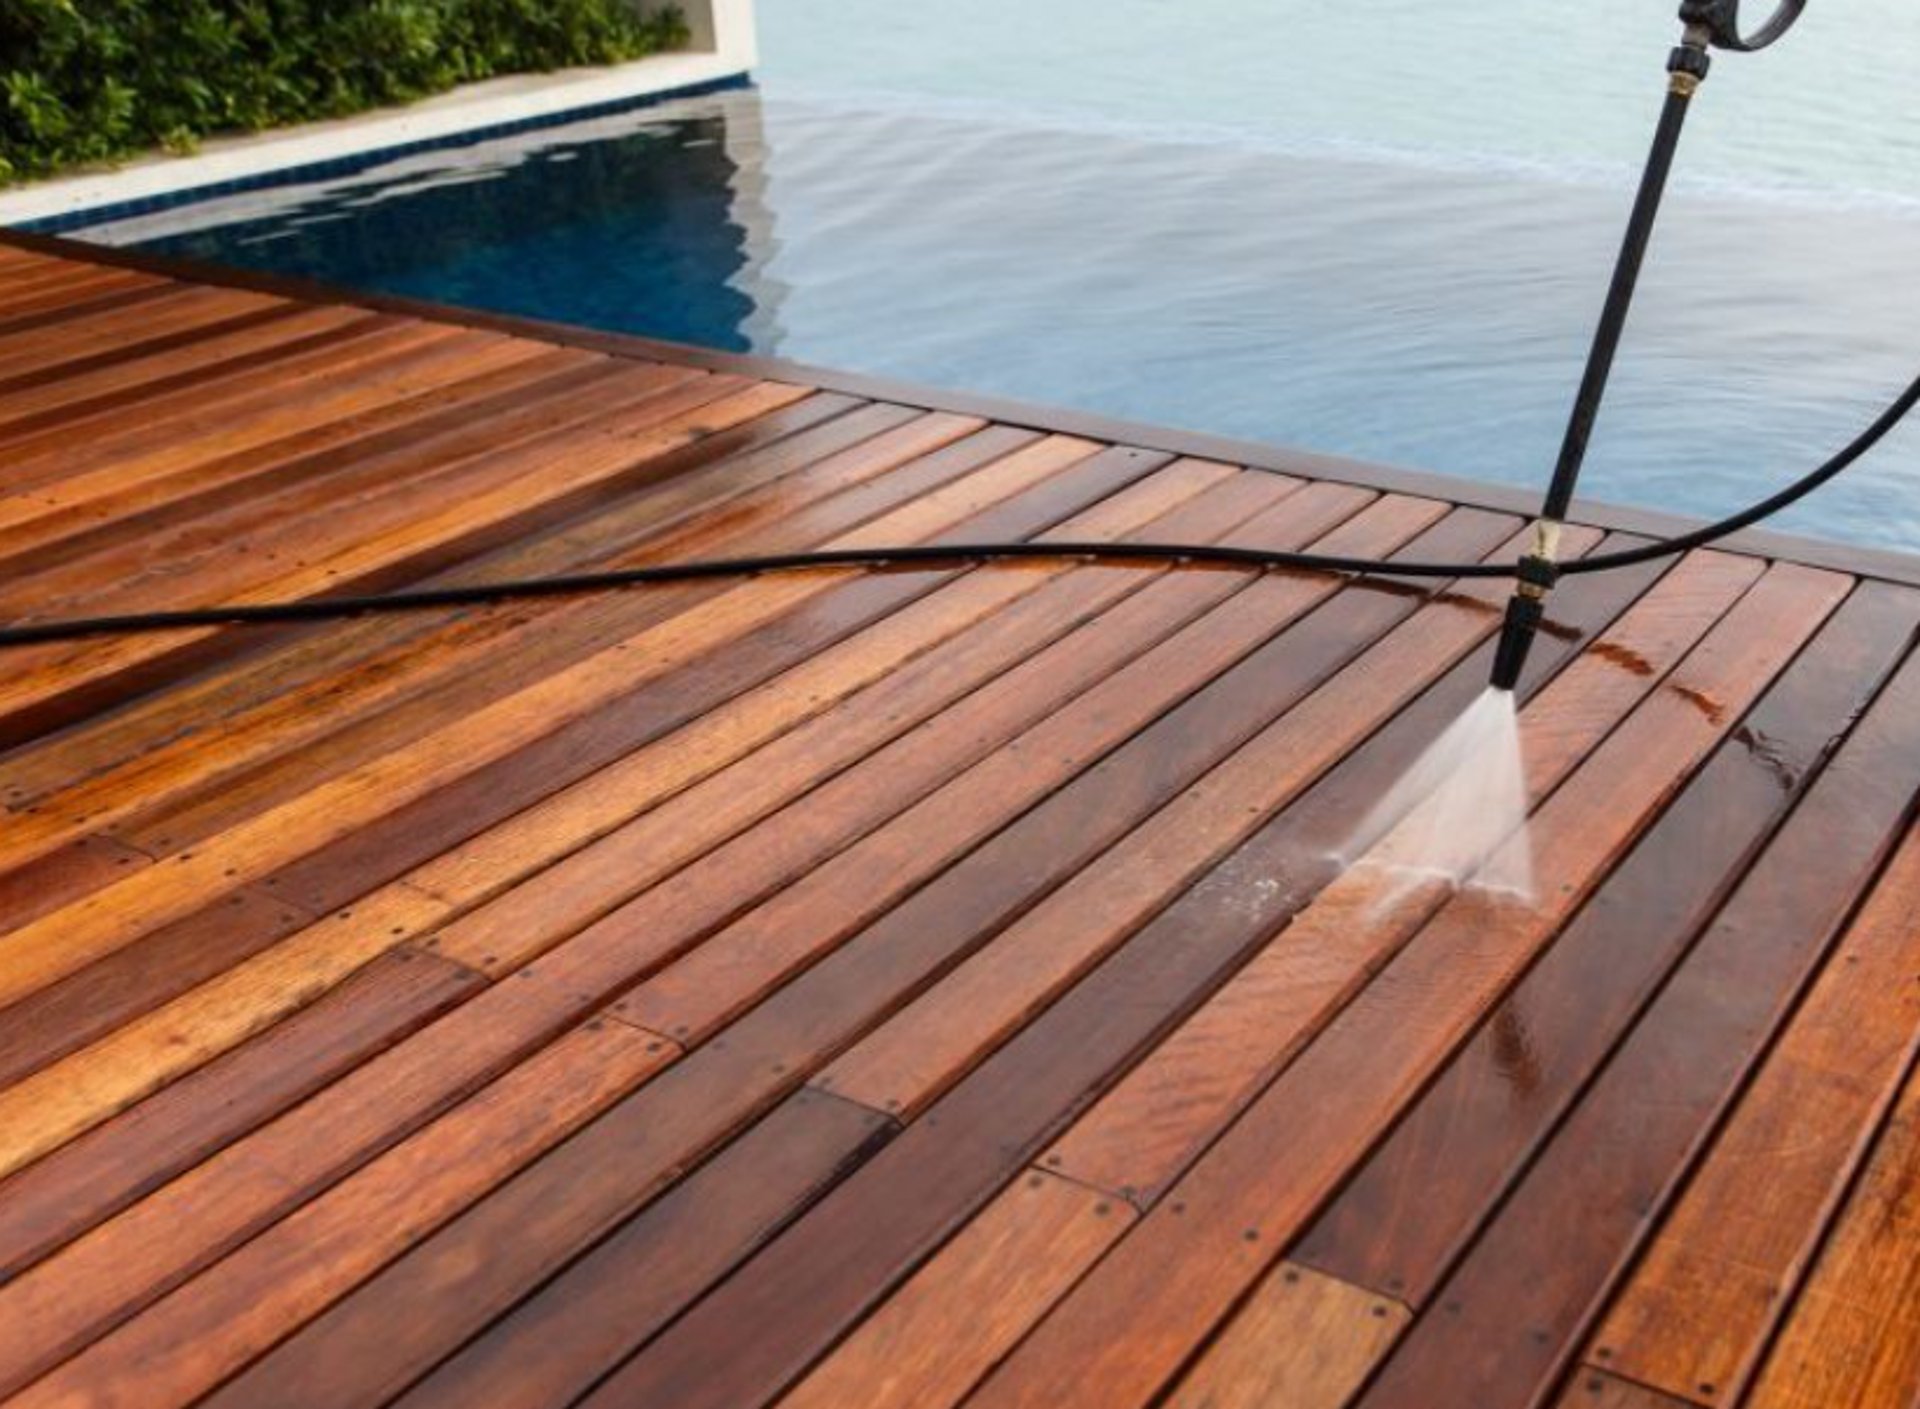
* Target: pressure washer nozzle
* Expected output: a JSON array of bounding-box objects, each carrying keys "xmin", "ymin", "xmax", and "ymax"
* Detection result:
[{"xmin": 1490, "ymin": 591, "xmax": 1546, "ymax": 693}]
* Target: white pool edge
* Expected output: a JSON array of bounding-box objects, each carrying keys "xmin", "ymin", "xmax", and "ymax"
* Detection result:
[{"xmin": 0, "ymin": 0, "xmax": 757, "ymax": 230}]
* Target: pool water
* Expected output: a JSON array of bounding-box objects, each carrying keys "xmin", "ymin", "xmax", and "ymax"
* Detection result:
[{"xmin": 69, "ymin": 0, "xmax": 1920, "ymax": 550}]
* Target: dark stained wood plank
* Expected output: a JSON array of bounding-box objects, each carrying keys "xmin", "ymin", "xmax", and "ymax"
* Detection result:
[
  {"xmin": 1350, "ymin": 632, "xmax": 1920, "ymax": 1409},
  {"xmin": 1738, "ymin": 1061, "xmax": 1920, "ymax": 1409},
  {"xmin": 1585, "ymin": 817, "xmax": 1920, "ymax": 1406},
  {"xmin": 389, "ymin": 1089, "xmax": 895, "ymax": 1409},
  {"xmin": 0, "ymin": 836, "xmax": 147, "ymax": 936},
  {"xmin": 1292, "ymin": 579, "xmax": 1920, "ymax": 1307},
  {"xmin": 0, "ymin": 947, "xmax": 482, "ymax": 1281},
  {"xmin": 527, "ymin": 539, "xmax": 1663, "ymax": 1409},
  {"xmin": 954, "ymin": 561, "xmax": 1839, "ymax": 1409}
]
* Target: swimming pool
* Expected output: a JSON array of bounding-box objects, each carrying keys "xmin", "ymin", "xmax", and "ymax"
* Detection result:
[{"xmin": 62, "ymin": 2, "xmax": 1920, "ymax": 551}]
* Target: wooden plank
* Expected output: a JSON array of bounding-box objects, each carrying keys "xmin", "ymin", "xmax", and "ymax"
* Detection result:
[
  {"xmin": 0, "ymin": 305, "xmax": 380, "ymax": 444},
  {"xmin": 99, "ymin": 408, "xmax": 991, "ymax": 855},
  {"xmin": 956, "ymin": 561, "xmax": 1839, "ymax": 1409},
  {"xmin": 0, "ymin": 963, "xmax": 604, "ymax": 1398},
  {"xmin": 0, "ymin": 344, "xmax": 613, "ymax": 594},
  {"xmin": 0, "ymin": 837, "xmax": 147, "ymax": 936},
  {"xmin": 0, "ymin": 350, "xmax": 624, "ymax": 624},
  {"xmin": 0, "ymin": 317, "xmax": 471, "ymax": 499},
  {"xmin": 0, "ymin": 286, "xmax": 290, "ymax": 384},
  {"xmin": 815, "ymin": 513, "xmax": 1538, "ymax": 1122},
  {"xmin": 1163, "ymin": 1262, "xmax": 1409, "ymax": 1409},
  {"xmin": 1030, "ymin": 551, "xmax": 1772, "ymax": 1211},
  {"xmin": 8, "ymin": 1019, "xmax": 677, "ymax": 1409},
  {"xmin": 0, "ymin": 887, "xmax": 313, "ymax": 1089},
  {"xmin": 552, "ymin": 540, "xmax": 1665, "ymax": 1409},
  {"xmin": 1557, "ymin": 1372, "xmax": 1702, "ymax": 1408},
  {"xmin": 0, "ymin": 947, "xmax": 482, "ymax": 1281},
  {"xmin": 1350, "ymin": 632, "xmax": 1920, "ymax": 1409},
  {"xmin": 1290, "ymin": 579, "xmax": 1920, "ymax": 1306},
  {"xmin": 0, "ymin": 465, "xmax": 1247, "ymax": 1096},
  {"xmin": 387, "ymin": 1089, "xmax": 894, "ymax": 1409},
  {"xmin": 778, "ymin": 1173, "xmax": 1133, "ymax": 1409},
  {"xmin": 0, "ymin": 302, "xmax": 303, "ymax": 410},
  {"xmin": 1740, "ymin": 1060, "xmax": 1920, "ymax": 1409},
  {"xmin": 0, "ymin": 435, "xmax": 1141, "ymax": 1176},
  {"xmin": 0, "ymin": 272, "xmax": 169, "ymax": 335},
  {"xmin": 592, "ymin": 488, "xmax": 1421, "ymax": 1030},
  {"xmin": 193, "ymin": 495, "xmax": 1466, "ymax": 1409},
  {"xmin": 0, "ymin": 391, "xmax": 877, "ymax": 802},
  {"xmin": 247, "ymin": 437, "xmax": 1157, "ymax": 920},
  {"xmin": 1585, "ymin": 818, "xmax": 1920, "ymax": 1406}
]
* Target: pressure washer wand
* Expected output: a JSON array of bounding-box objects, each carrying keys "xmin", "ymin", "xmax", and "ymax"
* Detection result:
[
  {"xmin": 1490, "ymin": 24, "xmax": 1713, "ymax": 690},
  {"xmin": 1491, "ymin": 0, "xmax": 1807, "ymax": 692}
]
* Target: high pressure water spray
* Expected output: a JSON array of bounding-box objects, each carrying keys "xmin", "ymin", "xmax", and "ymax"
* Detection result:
[
  {"xmin": 7, "ymin": 0, "xmax": 1918, "ymax": 661},
  {"xmin": 1488, "ymin": 0, "xmax": 1809, "ymax": 692}
]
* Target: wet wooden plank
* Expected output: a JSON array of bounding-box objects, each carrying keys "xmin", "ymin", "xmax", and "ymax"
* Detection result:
[
  {"xmin": 552, "ymin": 541, "xmax": 1663, "ymax": 1409},
  {"xmin": 1351, "ymin": 634, "xmax": 1920, "ymax": 1409},
  {"xmin": 1291, "ymin": 579, "xmax": 1920, "ymax": 1307},
  {"xmin": 956, "ymin": 561, "xmax": 1840, "ymax": 1409},
  {"xmin": 814, "ymin": 512, "xmax": 1534, "ymax": 1125},
  {"xmin": 1739, "ymin": 1060, "xmax": 1920, "ymax": 1409},
  {"xmin": 1164, "ymin": 1262, "xmax": 1409, "ymax": 1409},
  {"xmin": 10, "ymin": 1019, "xmax": 675, "ymax": 1409},
  {"xmin": 1585, "ymin": 817, "xmax": 1920, "ymax": 1406},
  {"xmin": 0, "ymin": 947, "xmax": 481, "ymax": 1281}
]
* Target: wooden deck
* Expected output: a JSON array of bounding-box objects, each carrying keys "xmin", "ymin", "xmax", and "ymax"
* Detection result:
[{"xmin": 1, "ymin": 234, "xmax": 1918, "ymax": 1409}]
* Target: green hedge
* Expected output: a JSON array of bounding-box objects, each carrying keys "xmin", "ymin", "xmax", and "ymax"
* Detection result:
[{"xmin": 0, "ymin": 0, "xmax": 688, "ymax": 183}]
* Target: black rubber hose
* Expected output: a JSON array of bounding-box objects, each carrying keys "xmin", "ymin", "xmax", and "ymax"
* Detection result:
[{"xmin": 3, "ymin": 367, "xmax": 1915, "ymax": 651}]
